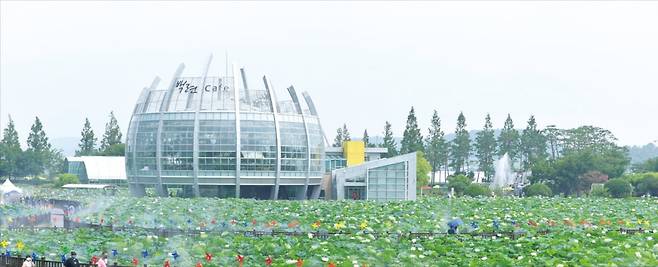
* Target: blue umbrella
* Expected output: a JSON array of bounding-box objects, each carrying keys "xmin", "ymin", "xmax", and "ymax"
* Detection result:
[
  {"xmin": 448, "ymin": 218, "xmax": 463, "ymax": 228},
  {"xmin": 171, "ymin": 251, "xmax": 179, "ymax": 260},
  {"xmin": 493, "ymin": 219, "xmax": 500, "ymax": 231},
  {"xmin": 447, "ymin": 219, "xmax": 463, "ymax": 234}
]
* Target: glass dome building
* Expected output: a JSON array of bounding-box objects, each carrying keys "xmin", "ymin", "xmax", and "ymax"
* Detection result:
[{"xmin": 125, "ymin": 59, "xmax": 325, "ymax": 199}]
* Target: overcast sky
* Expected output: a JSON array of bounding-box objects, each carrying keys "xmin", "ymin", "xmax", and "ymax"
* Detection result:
[{"xmin": 1, "ymin": 1, "xmax": 657, "ymax": 148}]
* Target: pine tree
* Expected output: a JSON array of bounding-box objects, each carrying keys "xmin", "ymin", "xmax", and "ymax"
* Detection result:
[
  {"xmin": 100, "ymin": 111, "xmax": 123, "ymax": 152},
  {"xmin": 450, "ymin": 112, "xmax": 470, "ymax": 174},
  {"xmin": 1, "ymin": 116, "xmax": 20, "ymax": 151},
  {"xmin": 362, "ymin": 129, "xmax": 373, "ymax": 147},
  {"xmin": 25, "ymin": 117, "xmax": 52, "ymax": 176},
  {"xmin": 27, "ymin": 117, "xmax": 51, "ymax": 153},
  {"xmin": 475, "ymin": 114, "xmax": 497, "ymax": 181},
  {"xmin": 381, "ymin": 121, "xmax": 398, "ymax": 158},
  {"xmin": 400, "ymin": 107, "xmax": 424, "ymax": 154},
  {"xmin": 342, "ymin": 124, "xmax": 351, "ymax": 141},
  {"xmin": 520, "ymin": 115, "xmax": 548, "ymax": 170},
  {"xmin": 498, "ymin": 114, "xmax": 521, "ymax": 162},
  {"xmin": 333, "ymin": 127, "xmax": 344, "ymax": 147},
  {"xmin": 0, "ymin": 116, "xmax": 22, "ymax": 177},
  {"xmin": 424, "ymin": 110, "xmax": 447, "ymax": 184},
  {"xmin": 76, "ymin": 118, "xmax": 97, "ymax": 156}
]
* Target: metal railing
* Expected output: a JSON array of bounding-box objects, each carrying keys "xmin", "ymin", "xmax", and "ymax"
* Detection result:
[{"xmin": 0, "ymin": 255, "xmax": 127, "ymax": 267}]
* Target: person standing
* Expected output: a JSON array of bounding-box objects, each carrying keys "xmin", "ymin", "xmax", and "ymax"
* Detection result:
[
  {"xmin": 96, "ymin": 253, "xmax": 108, "ymax": 267},
  {"xmin": 21, "ymin": 256, "xmax": 35, "ymax": 267},
  {"xmin": 64, "ymin": 251, "xmax": 80, "ymax": 267}
]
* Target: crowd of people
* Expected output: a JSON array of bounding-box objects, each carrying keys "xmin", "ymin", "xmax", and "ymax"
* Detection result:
[{"xmin": 16, "ymin": 251, "xmax": 109, "ymax": 267}]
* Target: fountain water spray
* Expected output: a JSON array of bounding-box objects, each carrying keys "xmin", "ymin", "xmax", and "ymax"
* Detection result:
[{"xmin": 490, "ymin": 153, "xmax": 515, "ymax": 190}]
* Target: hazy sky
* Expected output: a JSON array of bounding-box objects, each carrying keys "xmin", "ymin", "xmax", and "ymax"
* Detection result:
[{"xmin": 1, "ymin": 1, "xmax": 657, "ymax": 148}]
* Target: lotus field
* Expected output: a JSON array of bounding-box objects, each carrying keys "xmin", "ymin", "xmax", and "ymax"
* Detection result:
[{"xmin": 1, "ymin": 189, "xmax": 657, "ymax": 266}]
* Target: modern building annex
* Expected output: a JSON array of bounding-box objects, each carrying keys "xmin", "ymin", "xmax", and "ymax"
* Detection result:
[{"xmin": 125, "ymin": 57, "xmax": 325, "ymax": 199}]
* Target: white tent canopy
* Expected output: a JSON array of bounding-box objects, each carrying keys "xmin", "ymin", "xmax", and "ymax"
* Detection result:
[{"xmin": 0, "ymin": 179, "xmax": 23, "ymax": 195}]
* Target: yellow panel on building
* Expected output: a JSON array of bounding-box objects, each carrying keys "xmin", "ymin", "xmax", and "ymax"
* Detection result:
[{"xmin": 343, "ymin": 141, "xmax": 365, "ymax": 166}]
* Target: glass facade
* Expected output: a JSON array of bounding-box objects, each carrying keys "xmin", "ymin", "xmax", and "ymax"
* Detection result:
[
  {"xmin": 280, "ymin": 121, "xmax": 307, "ymax": 176},
  {"xmin": 126, "ymin": 65, "xmax": 325, "ymax": 199},
  {"xmin": 65, "ymin": 160, "xmax": 88, "ymax": 182},
  {"xmin": 240, "ymin": 120, "xmax": 277, "ymax": 176},
  {"xmin": 367, "ymin": 162, "xmax": 408, "ymax": 201},
  {"xmin": 160, "ymin": 120, "xmax": 194, "ymax": 176},
  {"xmin": 198, "ymin": 117, "xmax": 236, "ymax": 177}
]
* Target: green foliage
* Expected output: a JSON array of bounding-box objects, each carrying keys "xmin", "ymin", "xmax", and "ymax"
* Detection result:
[
  {"xmin": 99, "ymin": 111, "xmax": 122, "ymax": 152},
  {"xmin": 333, "ymin": 127, "xmax": 343, "ymax": 147},
  {"xmin": 27, "ymin": 117, "xmax": 51, "ymax": 153},
  {"xmin": 381, "ymin": 121, "xmax": 398, "ymax": 157},
  {"xmin": 1, "ymin": 116, "xmax": 21, "ymax": 150},
  {"xmin": 520, "ymin": 115, "xmax": 548, "ymax": 170},
  {"xmin": 464, "ymin": 183, "xmax": 491, "ymax": 197},
  {"xmin": 542, "ymin": 125, "xmax": 562, "ymax": 161},
  {"xmin": 578, "ymin": 171, "xmax": 609, "ymax": 193},
  {"xmin": 97, "ymin": 143, "xmax": 126, "ymax": 156},
  {"xmin": 447, "ymin": 174, "xmax": 471, "ymax": 195},
  {"xmin": 54, "ymin": 173, "xmax": 80, "ymax": 187},
  {"xmin": 424, "ymin": 110, "xmax": 447, "ymax": 184},
  {"xmin": 589, "ymin": 184, "xmax": 610, "ymax": 198},
  {"xmin": 416, "ymin": 151, "xmax": 431, "ymax": 188},
  {"xmin": 362, "ymin": 129, "xmax": 374, "ymax": 147},
  {"xmin": 561, "ymin": 126, "xmax": 621, "ymax": 155},
  {"xmin": 400, "ymin": 107, "xmax": 424, "ymax": 154},
  {"xmin": 450, "ymin": 112, "xmax": 470, "ymax": 173},
  {"xmin": 0, "ymin": 116, "xmax": 22, "ymax": 177},
  {"xmin": 530, "ymin": 143, "xmax": 629, "ymax": 196},
  {"xmin": 497, "ymin": 114, "xmax": 520, "ymax": 161},
  {"xmin": 342, "ymin": 124, "xmax": 351, "ymax": 141},
  {"xmin": 635, "ymin": 173, "xmax": 658, "ymax": 196},
  {"xmin": 475, "ymin": 114, "xmax": 496, "ymax": 181},
  {"xmin": 5, "ymin": 189, "xmax": 658, "ymax": 266},
  {"xmin": 523, "ymin": 183, "xmax": 553, "ymax": 197},
  {"xmin": 22, "ymin": 117, "xmax": 55, "ymax": 177},
  {"xmin": 635, "ymin": 157, "xmax": 658, "ymax": 172},
  {"xmin": 76, "ymin": 118, "xmax": 97, "ymax": 156},
  {"xmin": 604, "ymin": 179, "xmax": 632, "ymax": 198}
]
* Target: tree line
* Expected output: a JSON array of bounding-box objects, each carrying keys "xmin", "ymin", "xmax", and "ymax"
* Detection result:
[
  {"xmin": 0, "ymin": 112, "xmax": 124, "ymax": 179},
  {"xmin": 332, "ymin": 107, "xmax": 631, "ymax": 195}
]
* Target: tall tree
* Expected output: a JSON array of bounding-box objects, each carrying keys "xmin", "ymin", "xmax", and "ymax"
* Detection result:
[
  {"xmin": 25, "ymin": 117, "xmax": 52, "ymax": 176},
  {"xmin": 100, "ymin": 111, "xmax": 122, "ymax": 152},
  {"xmin": 0, "ymin": 116, "xmax": 22, "ymax": 177},
  {"xmin": 342, "ymin": 124, "xmax": 351, "ymax": 141},
  {"xmin": 76, "ymin": 118, "xmax": 97, "ymax": 156},
  {"xmin": 450, "ymin": 112, "xmax": 470, "ymax": 174},
  {"xmin": 1, "ymin": 116, "xmax": 20, "ymax": 150},
  {"xmin": 400, "ymin": 107, "xmax": 424, "ymax": 154},
  {"xmin": 381, "ymin": 121, "xmax": 398, "ymax": 158},
  {"xmin": 561, "ymin": 126, "xmax": 619, "ymax": 155},
  {"xmin": 362, "ymin": 129, "xmax": 373, "ymax": 147},
  {"xmin": 542, "ymin": 125, "xmax": 563, "ymax": 161},
  {"xmin": 333, "ymin": 127, "xmax": 344, "ymax": 147},
  {"xmin": 520, "ymin": 115, "xmax": 548, "ymax": 170},
  {"xmin": 497, "ymin": 114, "xmax": 520, "ymax": 162},
  {"xmin": 475, "ymin": 114, "xmax": 496, "ymax": 181},
  {"xmin": 424, "ymin": 110, "xmax": 447, "ymax": 184},
  {"xmin": 27, "ymin": 117, "xmax": 51, "ymax": 153}
]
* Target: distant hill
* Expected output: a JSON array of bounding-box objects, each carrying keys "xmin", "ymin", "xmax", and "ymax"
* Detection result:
[{"xmin": 628, "ymin": 143, "xmax": 658, "ymax": 163}]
